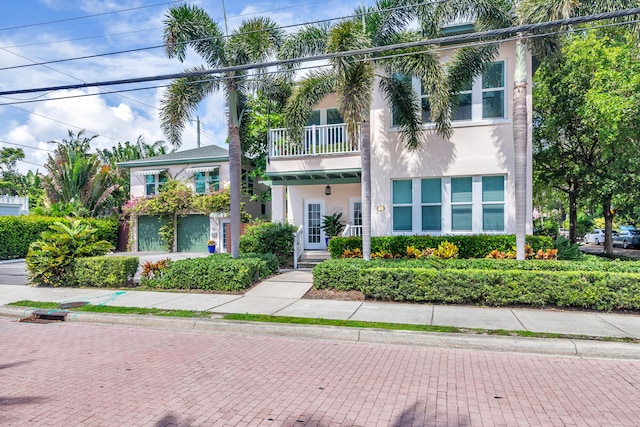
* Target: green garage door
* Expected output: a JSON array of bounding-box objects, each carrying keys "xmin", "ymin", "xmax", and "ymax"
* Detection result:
[
  {"xmin": 138, "ymin": 216, "xmax": 164, "ymax": 252},
  {"xmin": 177, "ymin": 214, "xmax": 210, "ymax": 252}
]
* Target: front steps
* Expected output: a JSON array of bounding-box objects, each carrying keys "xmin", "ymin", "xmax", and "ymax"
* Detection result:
[{"xmin": 297, "ymin": 250, "xmax": 331, "ymax": 269}]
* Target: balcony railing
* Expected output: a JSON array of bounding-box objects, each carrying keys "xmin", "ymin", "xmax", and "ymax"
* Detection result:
[{"xmin": 269, "ymin": 123, "xmax": 360, "ymax": 158}]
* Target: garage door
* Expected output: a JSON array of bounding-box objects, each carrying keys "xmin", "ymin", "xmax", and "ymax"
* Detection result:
[
  {"xmin": 137, "ymin": 216, "xmax": 164, "ymax": 252},
  {"xmin": 177, "ymin": 214, "xmax": 210, "ymax": 252}
]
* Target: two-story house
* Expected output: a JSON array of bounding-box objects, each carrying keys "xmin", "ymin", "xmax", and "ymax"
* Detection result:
[
  {"xmin": 118, "ymin": 144, "xmax": 269, "ymax": 252},
  {"xmin": 267, "ymin": 41, "xmax": 533, "ymax": 251}
]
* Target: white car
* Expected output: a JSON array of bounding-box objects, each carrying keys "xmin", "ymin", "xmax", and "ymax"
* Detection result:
[{"xmin": 584, "ymin": 229, "xmax": 606, "ymax": 245}]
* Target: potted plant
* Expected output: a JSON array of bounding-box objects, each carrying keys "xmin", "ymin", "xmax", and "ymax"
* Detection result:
[
  {"xmin": 207, "ymin": 239, "xmax": 216, "ymax": 254},
  {"xmin": 321, "ymin": 212, "xmax": 345, "ymax": 246}
]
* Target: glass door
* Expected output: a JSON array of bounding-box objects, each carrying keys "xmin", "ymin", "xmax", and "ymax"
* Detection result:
[{"xmin": 304, "ymin": 199, "xmax": 325, "ymax": 249}]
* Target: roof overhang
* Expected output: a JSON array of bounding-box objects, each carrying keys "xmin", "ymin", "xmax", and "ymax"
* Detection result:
[
  {"xmin": 117, "ymin": 156, "xmax": 228, "ymax": 168},
  {"xmin": 265, "ymin": 168, "xmax": 361, "ymax": 186}
]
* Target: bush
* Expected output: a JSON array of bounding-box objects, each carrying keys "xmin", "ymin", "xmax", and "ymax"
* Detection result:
[
  {"xmin": 239, "ymin": 222, "xmax": 297, "ymax": 267},
  {"xmin": 313, "ymin": 258, "xmax": 640, "ymax": 311},
  {"xmin": 25, "ymin": 221, "xmax": 114, "ymax": 287},
  {"xmin": 141, "ymin": 253, "xmax": 278, "ymax": 291},
  {"xmin": 0, "ymin": 215, "xmax": 118, "ymax": 260},
  {"xmin": 73, "ymin": 256, "xmax": 139, "ymax": 287},
  {"xmin": 328, "ymin": 235, "xmax": 553, "ymax": 259}
]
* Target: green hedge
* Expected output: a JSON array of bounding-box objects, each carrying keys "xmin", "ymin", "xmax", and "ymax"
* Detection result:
[
  {"xmin": 73, "ymin": 256, "xmax": 139, "ymax": 287},
  {"xmin": 239, "ymin": 222, "xmax": 297, "ymax": 267},
  {"xmin": 313, "ymin": 259, "xmax": 640, "ymax": 311},
  {"xmin": 141, "ymin": 253, "xmax": 279, "ymax": 291},
  {"xmin": 328, "ymin": 235, "xmax": 554, "ymax": 259},
  {"xmin": 0, "ymin": 216, "xmax": 118, "ymax": 260}
]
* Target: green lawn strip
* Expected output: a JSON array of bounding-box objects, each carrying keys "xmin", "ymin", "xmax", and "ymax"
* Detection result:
[
  {"xmin": 223, "ymin": 313, "xmax": 639, "ymax": 343},
  {"xmin": 8, "ymin": 300, "xmax": 210, "ymax": 318}
]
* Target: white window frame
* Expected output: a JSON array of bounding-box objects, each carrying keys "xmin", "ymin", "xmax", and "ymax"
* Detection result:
[
  {"xmin": 481, "ymin": 60, "xmax": 506, "ymax": 120},
  {"xmin": 145, "ymin": 173, "xmax": 167, "ymax": 196},
  {"xmin": 194, "ymin": 169, "xmax": 220, "ymax": 195},
  {"xmin": 481, "ymin": 175, "xmax": 505, "ymax": 232}
]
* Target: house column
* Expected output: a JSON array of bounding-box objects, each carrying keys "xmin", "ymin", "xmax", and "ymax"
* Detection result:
[{"xmin": 271, "ymin": 185, "xmax": 286, "ymax": 223}]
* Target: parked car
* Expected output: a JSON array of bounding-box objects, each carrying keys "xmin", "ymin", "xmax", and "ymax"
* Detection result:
[
  {"xmin": 611, "ymin": 229, "xmax": 640, "ymax": 249},
  {"xmin": 584, "ymin": 229, "xmax": 606, "ymax": 245}
]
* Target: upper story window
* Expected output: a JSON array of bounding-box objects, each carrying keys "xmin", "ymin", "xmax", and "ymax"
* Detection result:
[
  {"xmin": 307, "ymin": 108, "xmax": 344, "ymax": 126},
  {"xmin": 393, "ymin": 60, "xmax": 506, "ymax": 127},
  {"xmin": 242, "ymin": 169, "xmax": 255, "ymax": 196},
  {"xmin": 145, "ymin": 172, "xmax": 168, "ymax": 196},
  {"xmin": 194, "ymin": 169, "xmax": 220, "ymax": 194}
]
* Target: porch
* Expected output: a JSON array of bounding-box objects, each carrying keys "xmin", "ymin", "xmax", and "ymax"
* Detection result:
[{"xmin": 268, "ymin": 123, "xmax": 360, "ymax": 158}]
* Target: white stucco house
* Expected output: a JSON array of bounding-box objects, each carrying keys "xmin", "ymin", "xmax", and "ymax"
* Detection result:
[
  {"xmin": 118, "ymin": 145, "xmax": 269, "ymax": 252},
  {"xmin": 0, "ymin": 195, "xmax": 29, "ymax": 216},
  {"xmin": 267, "ymin": 41, "xmax": 533, "ymax": 251}
]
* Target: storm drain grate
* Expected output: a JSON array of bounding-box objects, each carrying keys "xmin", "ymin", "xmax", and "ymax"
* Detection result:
[{"xmin": 19, "ymin": 310, "xmax": 69, "ymax": 323}]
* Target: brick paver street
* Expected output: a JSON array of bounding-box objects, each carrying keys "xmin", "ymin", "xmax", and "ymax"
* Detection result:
[{"xmin": 1, "ymin": 319, "xmax": 639, "ymax": 426}]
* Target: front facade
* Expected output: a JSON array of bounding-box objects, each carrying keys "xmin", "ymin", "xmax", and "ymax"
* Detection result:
[
  {"xmin": 267, "ymin": 41, "xmax": 533, "ymax": 250},
  {"xmin": 119, "ymin": 145, "xmax": 269, "ymax": 252}
]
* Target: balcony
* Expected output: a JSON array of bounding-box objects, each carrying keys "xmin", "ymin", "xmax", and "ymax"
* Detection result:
[{"xmin": 269, "ymin": 123, "xmax": 360, "ymax": 158}]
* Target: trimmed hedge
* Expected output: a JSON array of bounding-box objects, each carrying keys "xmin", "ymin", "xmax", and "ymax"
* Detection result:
[
  {"xmin": 313, "ymin": 259, "xmax": 640, "ymax": 311},
  {"xmin": 73, "ymin": 256, "xmax": 139, "ymax": 287},
  {"xmin": 0, "ymin": 216, "xmax": 118, "ymax": 260},
  {"xmin": 328, "ymin": 235, "xmax": 554, "ymax": 259},
  {"xmin": 239, "ymin": 222, "xmax": 297, "ymax": 267},
  {"xmin": 141, "ymin": 253, "xmax": 279, "ymax": 291}
]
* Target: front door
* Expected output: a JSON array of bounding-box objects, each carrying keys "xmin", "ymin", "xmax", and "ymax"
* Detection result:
[{"xmin": 304, "ymin": 199, "xmax": 325, "ymax": 249}]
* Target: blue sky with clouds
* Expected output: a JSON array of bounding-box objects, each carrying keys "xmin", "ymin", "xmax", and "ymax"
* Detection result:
[{"xmin": 0, "ymin": 0, "xmax": 362, "ymax": 172}]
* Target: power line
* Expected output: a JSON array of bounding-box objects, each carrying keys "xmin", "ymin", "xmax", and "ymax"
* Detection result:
[
  {"xmin": 0, "ymin": 1, "xmax": 182, "ymax": 32},
  {"xmin": 0, "ymin": 140, "xmax": 54, "ymax": 152},
  {"xmin": 1, "ymin": 7, "xmax": 638, "ymax": 98}
]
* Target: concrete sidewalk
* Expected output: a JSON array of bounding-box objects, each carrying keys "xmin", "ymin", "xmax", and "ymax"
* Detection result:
[{"xmin": 1, "ymin": 269, "xmax": 640, "ymax": 341}]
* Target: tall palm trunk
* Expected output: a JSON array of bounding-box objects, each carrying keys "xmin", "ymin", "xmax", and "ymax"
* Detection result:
[
  {"xmin": 360, "ymin": 120, "xmax": 371, "ymax": 261},
  {"xmin": 513, "ymin": 37, "xmax": 528, "ymax": 260},
  {"xmin": 228, "ymin": 83, "xmax": 242, "ymax": 258}
]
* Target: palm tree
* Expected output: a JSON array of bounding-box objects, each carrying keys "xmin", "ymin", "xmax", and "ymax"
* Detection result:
[
  {"xmin": 423, "ymin": 0, "xmax": 639, "ymax": 259},
  {"xmin": 282, "ymin": 1, "xmax": 503, "ymax": 260},
  {"xmin": 160, "ymin": 4, "xmax": 284, "ymax": 257}
]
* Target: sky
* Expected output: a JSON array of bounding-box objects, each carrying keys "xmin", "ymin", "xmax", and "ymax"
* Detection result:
[{"xmin": 0, "ymin": 0, "xmax": 364, "ymax": 173}]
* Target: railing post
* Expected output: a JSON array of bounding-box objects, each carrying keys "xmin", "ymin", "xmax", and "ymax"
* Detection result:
[{"xmin": 311, "ymin": 125, "xmax": 316, "ymax": 155}]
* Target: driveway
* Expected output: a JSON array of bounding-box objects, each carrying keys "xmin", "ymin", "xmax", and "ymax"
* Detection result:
[
  {"xmin": 0, "ymin": 252, "xmax": 212, "ymax": 286},
  {"xmin": 579, "ymin": 243, "xmax": 640, "ymax": 259}
]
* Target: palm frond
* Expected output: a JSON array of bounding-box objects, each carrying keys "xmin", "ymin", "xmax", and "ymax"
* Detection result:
[
  {"xmin": 160, "ymin": 67, "xmax": 218, "ymax": 148},
  {"xmin": 336, "ymin": 62, "xmax": 375, "ymax": 144},
  {"xmin": 366, "ymin": 0, "xmax": 415, "ymax": 46},
  {"xmin": 379, "ymin": 75, "xmax": 423, "ymax": 150},
  {"xmin": 226, "ymin": 17, "xmax": 284, "ymax": 66},
  {"xmin": 284, "ymin": 70, "xmax": 338, "ymax": 141},
  {"xmin": 163, "ymin": 4, "xmax": 226, "ymax": 67}
]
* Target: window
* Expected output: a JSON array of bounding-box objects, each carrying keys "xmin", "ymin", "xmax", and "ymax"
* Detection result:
[
  {"xmin": 420, "ymin": 79, "xmax": 432, "ymax": 124},
  {"xmin": 307, "ymin": 110, "xmax": 321, "ymax": 126},
  {"xmin": 451, "ymin": 177, "xmax": 472, "ymax": 231},
  {"xmin": 421, "ymin": 178, "xmax": 441, "ymax": 231},
  {"xmin": 482, "ymin": 176, "xmax": 504, "ymax": 231},
  {"xmin": 145, "ymin": 173, "xmax": 168, "ymax": 196},
  {"xmin": 326, "ymin": 108, "xmax": 343, "ymax": 125},
  {"xmin": 452, "ymin": 79, "xmax": 472, "ymax": 121},
  {"xmin": 194, "ymin": 169, "xmax": 220, "ymax": 194},
  {"xmin": 482, "ymin": 61, "xmax": 505, "ymax": 119},
  {"xmin": 392, "ymin": 180, "xmax": 412, "ymax": 231}
]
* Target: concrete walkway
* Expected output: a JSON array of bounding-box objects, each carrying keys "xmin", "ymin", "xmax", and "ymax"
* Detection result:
[{"xmin": 1, "ymin": 269, "xmax": 640, "ymax": 340}]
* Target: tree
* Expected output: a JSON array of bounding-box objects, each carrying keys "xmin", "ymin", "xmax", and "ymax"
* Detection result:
[
  {"xmin": 282, "ymin": 0, "xmax": 502, "ymax": 260},
  {"xmin": 534, "ymin": 29, "xmax": 640, "ymax": 254},
  {"xmin": 0, "ymin": 147, "xmax": 26, "ymax": 196},
  {"xmin": 160, "ymin": 4, "xmax": 284, "ymax": 258},
  {"xmin": 42, "ymin": 130, "xmax": 119, "ymax": 217}
]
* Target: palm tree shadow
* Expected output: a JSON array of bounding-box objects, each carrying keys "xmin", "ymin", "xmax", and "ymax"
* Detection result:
[
  {"xmin": 155, "ymin": 413, "xmax": 195, "ymax": 427},
  {"xmin": 390, "ymin": 402, "xmax": 471, "ymax": 427}
]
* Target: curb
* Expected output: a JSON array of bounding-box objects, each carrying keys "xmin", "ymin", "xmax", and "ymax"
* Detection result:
[{"xmin": 2, "ymin": 305, "xmax": 639, "ymax": 360}]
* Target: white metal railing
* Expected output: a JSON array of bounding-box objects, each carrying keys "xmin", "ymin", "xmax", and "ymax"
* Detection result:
[
  {"xmin": 293, "ymin": 225, "xmax": 304, "ymax": 269},
  {"xmin": 343, "ymin": 224, "xmax": 363, "ymax": 237},
  {"xmin": 0, "ymin": 195, "xmax": 29, "ymax": 213},
  {"xmin": 269, "ymin": 123, "xmax": 360, "ymax": 158}
]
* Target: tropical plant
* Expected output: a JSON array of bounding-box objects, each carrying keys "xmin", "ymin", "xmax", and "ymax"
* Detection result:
[
  {"xmin": 25, "ymin": 220, "xmax": 113, "ymax": 286},
  {"xmin": 160, "ymin": 4, "xmax": 284, "ymax": 258},
  {"xmin": 41, "ymin": 130, "xmax": 119, "ymax": 217},
  {"xmin": 321, "ymin": 212, "xmax": 346, "ymax": 238}
]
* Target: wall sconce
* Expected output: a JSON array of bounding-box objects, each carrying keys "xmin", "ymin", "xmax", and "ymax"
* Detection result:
[
  {"xmin": 377, "ymin": 205, "xmax": 385, "ymax": 211},
  {"xmin": 325, "ymin": 185, "xmax": 332, "ymax": 195}
]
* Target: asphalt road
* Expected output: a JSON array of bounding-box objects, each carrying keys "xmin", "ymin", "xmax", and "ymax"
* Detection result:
[{"xmin": 1, "ymin": 320, "xmax": 639, "ymax": 426}]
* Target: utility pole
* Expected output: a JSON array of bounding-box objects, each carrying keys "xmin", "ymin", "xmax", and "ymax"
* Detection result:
[{"xmin": 196, "ymin": 115, "xmax": 201, "ymax": 148}]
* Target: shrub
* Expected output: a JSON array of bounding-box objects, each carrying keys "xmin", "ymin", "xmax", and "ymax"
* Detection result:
[
  {"xmin": 555, "ymin": 236, "xmax": 583, "ymax": 260},
  {"xmin": 141, "ymin": 253, "xmax": 278, "ymax": 291},
  {"xmin": 0, "ymin": 215, "xmax": 118, "ymax": 260},
  {"xmin": 73, "ymin": 256, "xmax": 139, "ymax": 287},
  {"xmin": 328, "ymin": 235, "xmax": 553, "ymax": 259},
  {"xmin": 313, "ymin": 258, "xmax": 640, "ymax": 310},
  {"xmin": 141, "ymin": 259, "xmax": 171, "ymax": 280},
  {"xmin": 25, "ymin": 221, "xmax": 114, "ymax": 287},
  {"xmin": 239, "ymin": 222, "xmax": 297, "ymax": 267}
]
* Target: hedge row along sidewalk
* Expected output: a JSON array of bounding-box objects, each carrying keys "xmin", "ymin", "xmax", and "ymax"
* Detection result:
[{"xmin": 313, "ymin": 259, "xmax": 640, "ymax": 311}]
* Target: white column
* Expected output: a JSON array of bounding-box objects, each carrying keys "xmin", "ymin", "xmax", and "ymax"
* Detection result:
[{"xmin": 271, "ymin": 185, "xmax": 286, "ymax": 223}]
